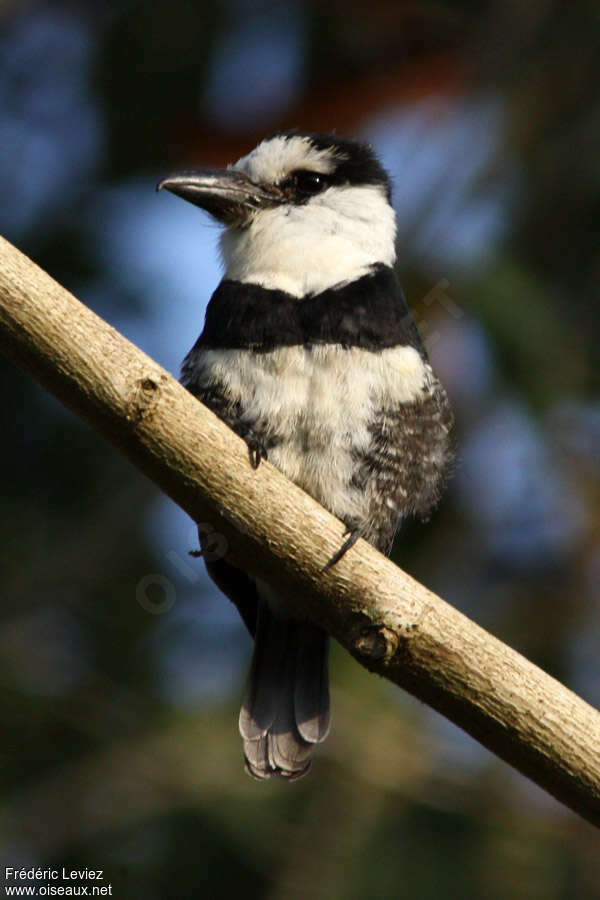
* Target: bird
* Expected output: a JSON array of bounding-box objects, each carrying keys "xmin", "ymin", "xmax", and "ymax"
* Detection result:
[{"xmin": 158, "ymin": 130, "xmax": 454, "ymax": 780}]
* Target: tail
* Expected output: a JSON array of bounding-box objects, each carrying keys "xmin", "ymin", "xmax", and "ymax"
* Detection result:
[{"xmin": 239, "ymin": 605, "xmax": 330, "ymax": 780}]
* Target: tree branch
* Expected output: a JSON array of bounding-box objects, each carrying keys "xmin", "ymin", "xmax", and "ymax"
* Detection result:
[{"xmin": 1, "ymin": 233, "xmax": 599, "ymax": 827}]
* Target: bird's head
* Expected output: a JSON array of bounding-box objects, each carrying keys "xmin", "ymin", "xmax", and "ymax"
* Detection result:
[{"xmin": 158, "ymin": 131, "xmax": 396, "ymax": 296}]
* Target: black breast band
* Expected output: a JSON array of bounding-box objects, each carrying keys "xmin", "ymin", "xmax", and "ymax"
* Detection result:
[{"xmin": 194, "ymin": 264, "xmax": 426, "ymax": 355}]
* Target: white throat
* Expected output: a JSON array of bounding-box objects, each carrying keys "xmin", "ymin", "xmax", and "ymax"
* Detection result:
[{"xmin": 220, "ymin": 185, "xmax": 396, "ymax": 298}]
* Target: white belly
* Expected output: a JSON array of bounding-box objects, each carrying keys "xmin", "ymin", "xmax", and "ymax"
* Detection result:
[{"xmin": 197, "ymin": 343, "xmax": 427, "ymax": 523}]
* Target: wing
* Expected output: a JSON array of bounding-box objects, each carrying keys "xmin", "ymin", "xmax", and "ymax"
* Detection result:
[
  {"xmin": 204, "ymin": 555, "xmax": 259, "ymax": 638},
  {"xmin": 183, "ymin": 358, "xmax": 264, "ymax": 637}
]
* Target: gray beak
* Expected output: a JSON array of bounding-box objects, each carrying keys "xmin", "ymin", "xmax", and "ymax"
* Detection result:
[{"xmin": 157, "ymin": 168, "xmax": 281, "ymax": 226}]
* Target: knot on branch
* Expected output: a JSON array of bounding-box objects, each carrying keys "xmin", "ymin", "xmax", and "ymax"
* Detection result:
[
  {"xmin": 353, "ymin": 624, "xmax": 398, "ymax": 662},
  {"xmin": 127, "ymin": 373, "xmax": 165, "ymax": 425}
]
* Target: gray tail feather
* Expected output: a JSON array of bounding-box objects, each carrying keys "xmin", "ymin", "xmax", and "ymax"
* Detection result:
[{"xmin": 239, "ymin": 605, "xmax": 330, "ymax": 780}]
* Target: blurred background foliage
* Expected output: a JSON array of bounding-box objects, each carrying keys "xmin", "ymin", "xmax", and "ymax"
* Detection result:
[{"xmin": 1, "ymin": 0, "xmax": 600, "ymax": 896}]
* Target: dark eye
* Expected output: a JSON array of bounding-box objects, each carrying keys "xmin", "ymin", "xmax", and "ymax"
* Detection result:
[{"xmin": 294, "ymin": 170, "xmax": 327, "ymax": 195}]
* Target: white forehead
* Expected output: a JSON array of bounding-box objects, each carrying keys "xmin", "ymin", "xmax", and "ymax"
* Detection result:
[{"xmin": 233, "ymin": 134, "xmax": 343, "ymax": 184}]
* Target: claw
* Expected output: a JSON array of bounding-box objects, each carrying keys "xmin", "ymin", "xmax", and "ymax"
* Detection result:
[
  {"xmin": 323, "ymin": 529, "xmax": 361, "ymax": 570},
  {"xmin": 246, "ymin": 437, "xmax": 267, "ymax": 469}
]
